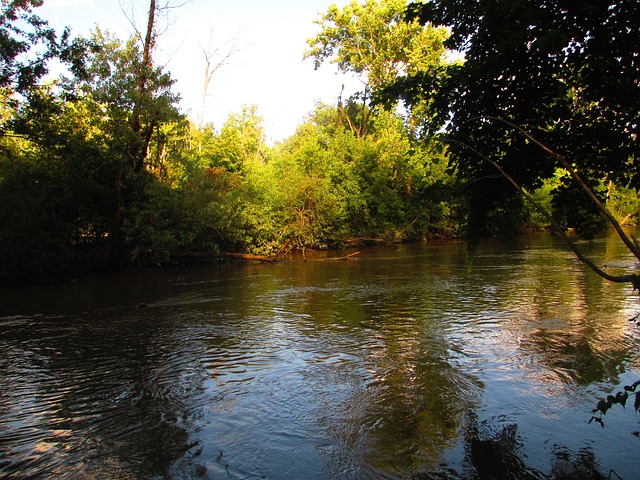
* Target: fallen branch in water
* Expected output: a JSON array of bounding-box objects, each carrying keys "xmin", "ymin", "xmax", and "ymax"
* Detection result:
[
  {"xmin": 320, "ymin": 251, "xmax": 361, "ymax": 261},
  {"xmin": 172, "ymin": 252, "xmax": 278, "ymax": 263}
]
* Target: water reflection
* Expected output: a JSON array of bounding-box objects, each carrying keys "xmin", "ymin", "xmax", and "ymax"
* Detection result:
[
  {"xmin": 0, "ymin": 310, "xmax": 211, "ymax": 478},
  {"xmin": 1, "ymin": 233, "xmax": 639, "ymax": 479}
]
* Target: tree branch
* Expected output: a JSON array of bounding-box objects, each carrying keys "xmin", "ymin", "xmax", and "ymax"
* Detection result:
[
  {"xmin": 448, "ymin": 137, "xmax": 640, "ymax": 290},
  {"xmin": 467, "ymin": 116, "xmax": 640, "ymax": 262}
]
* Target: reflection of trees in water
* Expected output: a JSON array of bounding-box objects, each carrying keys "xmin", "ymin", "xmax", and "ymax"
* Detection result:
[
  {"xmin": 3, "ymin": 236, "xmax": 637, "ymax": 478},
  {"xmin": 421, "ymin": 413, "xmax": 609, "ymax": 479},
  {"xmin": 409, "ymin": 415, "xmax": 609, "ymax": 479},
  {"xmin": 0, "ymin": 310, "xmax": 209, "ymax": 478},
  {"xmin": 512, "ymin": 242, "xmax": 639, "ymax": 387},
  {"xmin": 286, "ymin": 258, "xmax": 484, "ymax": 477},
  {"xmin": 521, "ymin": 328, "xmax": 630, "ymax": 386},
  {"xmin": 218, "ymin": 249, "xmax": 483, "ymax": 476},
  {"xmin": 462, "ymin": 417, "xmax": 607, "ymax": 480},
  {"xmin": 473, "ymin": 235, "xmax": 639, "ymax": 397}
]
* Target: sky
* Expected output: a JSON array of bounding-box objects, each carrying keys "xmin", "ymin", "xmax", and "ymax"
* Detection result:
[{"xmin": 37, "ymin": 0, "xmax": 362, "ymax": 143}]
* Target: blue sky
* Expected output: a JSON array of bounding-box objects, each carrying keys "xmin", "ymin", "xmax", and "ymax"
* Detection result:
[{"xmin": 37, "ymin": 0, "xmax": 361, "ymax": 143}]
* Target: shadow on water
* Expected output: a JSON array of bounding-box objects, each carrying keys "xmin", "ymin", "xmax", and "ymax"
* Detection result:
[
  {"xmin": 443, "ymin": 416, "xmax": 609, "ymax": 480},
  {"xmin": 0, "ymin": 232, "xmax": 639, "ymax": 479}
]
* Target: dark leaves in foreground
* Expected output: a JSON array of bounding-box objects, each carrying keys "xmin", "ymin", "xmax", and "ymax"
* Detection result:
[{"xmin": 590, "ymin": 380, "xmax": 640, "ymax": 429}]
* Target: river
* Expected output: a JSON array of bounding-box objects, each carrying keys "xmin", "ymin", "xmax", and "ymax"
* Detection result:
[{"xmin": 1, "ymin": 232, "xmax": 639, "ymax": 479}]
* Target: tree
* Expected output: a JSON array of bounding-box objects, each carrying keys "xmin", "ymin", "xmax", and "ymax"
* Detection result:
[
  {"xmin": 208, "ymin": 104, "xmax": 265, "ymax": 174},
  {"xmin": 0, "ymin": 0, "xmax": 185, "ymax": 277},
  {"xmin": 383, "ymin": 1, "xmax": 640, "ymax": 282},
  {"xmin": 197, "ymin": 22, "xmax": 244, "ymax": 131},
  {"xmin": 79, "ymin": 1, "xmax": 183, "ymax": 265},
  {"xmin": 0, "ymin": 83, "xmax": 120, "ymax": 283},
  {"xmin": 389, "ymin": 1, "xmax": 639, "ymax": 236},
  {"xmin": 0, "ymin": 0, "xmax": 91, "ymax": 93},
  {"xmin": 306, "ymin": 0, "xmax": 449, "ymax": 91},
  {"xmin": 305, "ymin": 0, "xmax": 451, "ymax": 131},
  {"xmin": 270, "ymin": 102, "xmax": 458, "ymax": 248}
]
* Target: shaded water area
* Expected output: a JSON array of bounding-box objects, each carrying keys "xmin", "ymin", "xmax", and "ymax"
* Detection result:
[{"xmin": 1, "ymin": 232, "xmax": 639, "ymax": 479}]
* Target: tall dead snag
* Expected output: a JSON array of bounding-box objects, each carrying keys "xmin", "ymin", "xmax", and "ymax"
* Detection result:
[
  {"xmin": 198, "ymin": 23, "xmax": 244, "ymax": 131},
  {"xmin": 105, "ymin": 0, "xmax": 159, "ymax": 264}
]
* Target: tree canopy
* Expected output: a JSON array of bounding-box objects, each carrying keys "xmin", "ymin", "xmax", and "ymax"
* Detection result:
[
  {"xmin": 389, "ymin": 0, "xmax": 640, "ymax": 239},
  {"xmin": 0, "ymin": 0, "xmax": 638, "ymax": 284},
  {"xmin": 0, "ymin": 0, "xmax": 91, "ymax": 92},
  {"xmin": 305, "ymin": 0, "xmax": 451, "ymax": 101}
]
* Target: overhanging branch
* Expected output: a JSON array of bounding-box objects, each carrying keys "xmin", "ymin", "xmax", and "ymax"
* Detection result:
[
  {"xmin": 467, "ymin": 116, "xmax": 640, "ymax": 262},
  {"xmin": 447, "ymin": 137, "xmax": 640, "ymax": 290}
]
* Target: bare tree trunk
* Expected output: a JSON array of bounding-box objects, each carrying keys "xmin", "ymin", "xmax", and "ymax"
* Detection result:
[{"xmin": 197, "ymin": 25, "xmax": 244, "ymax": 132}]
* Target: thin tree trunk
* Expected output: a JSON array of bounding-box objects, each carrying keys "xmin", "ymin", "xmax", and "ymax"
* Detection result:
[
  {"xmin": 131, "ymin": 0, "xmax": 156, "ymax": 172},
  {"xmin": 105, "ymin": 0, "xmax": 157, "ymax": 264}
]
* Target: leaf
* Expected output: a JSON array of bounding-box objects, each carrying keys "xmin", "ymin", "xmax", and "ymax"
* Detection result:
[
  {"xmin": 616, "ymin": 391, "xmax": 628, "ymax": 408},
  {"xmin": 596, "ymin": 399, "xmax": 610, "ymax": 415}
]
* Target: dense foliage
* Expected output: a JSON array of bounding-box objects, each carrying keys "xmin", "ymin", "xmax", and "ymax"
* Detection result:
[
  {"xmin": 0, "ymin": 0, "xmax": 638, "ymax": 284},
  {"xmin": 0, "ymin": 1, "xmax": 460, "ymax": 284},
  {"xmin": 386, "ymin": 0, "xmax": 640, "ymax": 239}
]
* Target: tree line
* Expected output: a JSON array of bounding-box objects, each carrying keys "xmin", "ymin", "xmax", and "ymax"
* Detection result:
[{"xmin": 0, "ymin": 0, "xmax": 637, "ymax": 284}]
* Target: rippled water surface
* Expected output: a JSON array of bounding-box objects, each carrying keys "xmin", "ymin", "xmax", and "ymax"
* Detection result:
[{"xmin": 1, "ymin": 233, "xmax": 639, "ymax": 479}]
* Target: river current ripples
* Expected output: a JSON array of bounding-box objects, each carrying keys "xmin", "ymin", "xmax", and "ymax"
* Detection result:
[{"xmin": 1, "ymin": 233, "xmax": 640, "ymax": 479}]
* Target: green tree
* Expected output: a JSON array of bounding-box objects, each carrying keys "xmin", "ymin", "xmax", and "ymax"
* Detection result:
[
  {"xmin": 307, "ymin": 0, "xmax": 452, "ymax": 138},
  {"xmin": 390, "ymin": 1, "xmax": 639, "ymax": 240},
  {"xmin": 388, "ymin": 1, "xmax": 640, "ymax": 285},
  {"xmin": 208, "ymin": 104, "xmax": 265, "ymax": 174},
  {"xmin": 0, "ymin": 0, "xmax": 90, "ymax": 92},
  {"xmin": 166, "ymin": 105, "xmax": 276, "ymax": 255},
  {"xmin": 305, "ymin": 0, "xmax": 450, "ymax": 95},
  {"xmin": 269, "ymin": 109, "xmax": 352, "ymax": 250},
  {"xmin": 0, "ymin": 86, "xmax": 117, "ymax": 283},
  {"xmin": 0, "ymin": 0, "xmax": 186, "ymax": 281},
  {"xmin": 303, "ymin": 0, "xmax": 461, "ymax": 242},
  {"xmin": 271, "ymin": 102, "xmax": 458, "ymax": 248},
  {"xmin": 79, "ymin": 23, "xmax": 181, "ymax": 264}
]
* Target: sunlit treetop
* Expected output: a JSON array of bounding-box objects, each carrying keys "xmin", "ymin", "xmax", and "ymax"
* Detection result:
[{"xmin": 305, "ymin": 0, "xmax": 452, "ymax": 94}]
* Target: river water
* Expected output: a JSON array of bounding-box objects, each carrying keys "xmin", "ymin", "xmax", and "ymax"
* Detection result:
[{"xmin": 1, "ymin": 232, "xmax": 639, "ymax": 479}]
